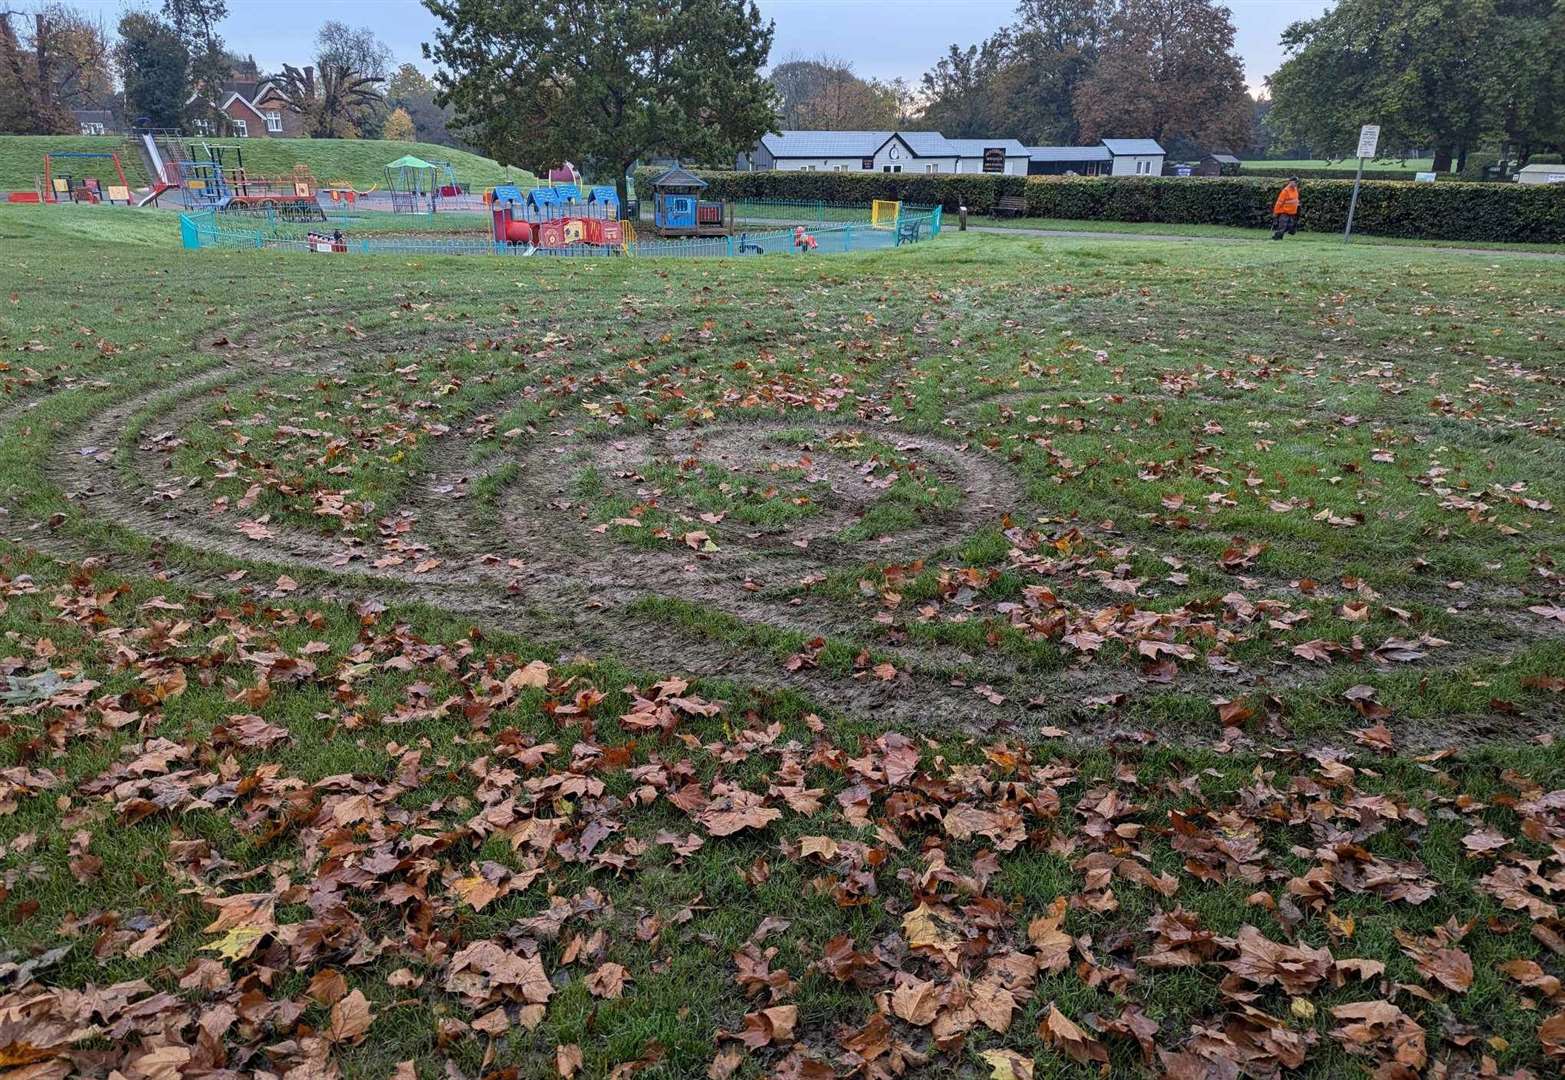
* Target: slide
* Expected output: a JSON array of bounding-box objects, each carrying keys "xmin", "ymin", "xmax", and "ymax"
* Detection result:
[{"xmin": 141, "ymin": 133, "xmax": 169, "ymax": 184}]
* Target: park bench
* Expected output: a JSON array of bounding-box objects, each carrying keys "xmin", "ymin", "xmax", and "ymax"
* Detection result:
[
  {"xmin": 993, "ymin": 195, "xmax": 1027, "ymax": 218},
  {"xmin": 895, "ymin": 219, "xmax": 923, "ymax": 245}
]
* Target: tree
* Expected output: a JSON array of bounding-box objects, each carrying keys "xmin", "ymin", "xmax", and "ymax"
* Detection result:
[
  {"xmin": 1265, "ymin": 0, "xmax": 1556, "ymax": 170},
  {"xmin": 918, "ymin": 39, "xmax": 1011, "ymax": 138},
  {"xmin": 162, "ymin": 0, "xmax": 226, "ymax": 130},
  {"xmin": 1073, "ymin": 0, "xmax": 1252, "ymax": 155},
  {"xmin": 769, "ymin": 55, "xmax": 901, "ymax": 130},
  {"xmin": 271, "ymin": 61, "xmax": 384, "ymax": 138},
  {"xmin": 315, "ymin": 20, "xmax": 390, "ymax": 80},
  {"xmin": 992, "ymin": 0, "xmax": 1110, "ymax": 144},
  {"xmin": 116, "ymin": 10, "xmax": 187, "ymax": 129},
  {"xmin": 383, "ymin": 105, "xmax": 415, "ymax": 141},
  {"xmin": 424, "ymin": 0, "xmax": 777, "ymax": 199},
  {"xmin": 0, "ymin": 3, "xmax": 112, "ymax": 134},
  {"xmin": 386, "ymin": 61, "xmax": 465, "ymax": 147}
]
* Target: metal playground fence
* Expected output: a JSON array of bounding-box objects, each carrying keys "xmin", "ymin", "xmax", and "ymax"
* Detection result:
[{"xmin": 177, "ymin": 199, "xmax": 942, "ymax": 259}]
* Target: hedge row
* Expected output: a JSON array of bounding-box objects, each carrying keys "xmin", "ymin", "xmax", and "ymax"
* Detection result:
[{"xmin": 645, "ymin": 170, "xmax": 1565, "ymax": 243}]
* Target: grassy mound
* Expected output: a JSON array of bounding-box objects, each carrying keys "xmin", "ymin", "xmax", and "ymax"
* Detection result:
[{"xmin": 0, "ymin": 134, "xmax": 534, "ymax": 193}]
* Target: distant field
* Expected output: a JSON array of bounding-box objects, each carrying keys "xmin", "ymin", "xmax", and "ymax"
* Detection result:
[
  {"xmin": 0, "ymin": 134, "xmax": 535, "ymax": 193},
  {"xmin": 1241, "ymin": 157, "xmax": 1436, "ymax": 172}
]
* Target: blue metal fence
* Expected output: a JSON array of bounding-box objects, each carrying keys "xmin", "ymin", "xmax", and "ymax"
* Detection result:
[{"xmin": 178, "ymin": 203, "xmax": 941, "ymax": 259}]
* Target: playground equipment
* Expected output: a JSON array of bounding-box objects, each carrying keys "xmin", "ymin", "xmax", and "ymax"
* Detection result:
[
  {"xmin": 42, "ymin": 151, "xmax": 131, "ymax": 205},
  {"xmin": 176, "ymin": 144, "xmax": 323, "ymax": 221},
  {"xmin": 649, "ymin": 165, "xmax": 732, "ymax": 238},
  {"xmin": 385, "ymin": 155, "xmax": 463, "ymax": 213},
  {"xmin": 871, "ymin": 200, "xmax": 901, "ymax": 228},
  {"xmin": 491, "ymin": 199, "xmax": 626, "ymax": 250}
]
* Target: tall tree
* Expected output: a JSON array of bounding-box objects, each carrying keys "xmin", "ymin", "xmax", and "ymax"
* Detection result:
[
  {"xmin": 918, "ymin": 39, "xmax": 1010, "ymax": 138},
  {"xmin": 1265, "ymin": 0, "xmax": 1555, "ymax": 170},
  {"xmin": 271, "ymin": 61, "xmax": 384, "ymax": 138},
  {"xmin": 0, "ymin": 3, "xmax": 112, "ymax": 134},
  {"xmin": 383, "ymin": 105, "xmax": 415, "ymax": 141},
  {"xmin": 994, "ymin": 0, "xmax": 1110, "ymax": 144},
  {"xmin": 1073, "ymin": 0, "xmax": 1252, "ymax": 154},
  {"xmin": 116, "ymin": 10, "xmax": 188, "ymax": 129},
  {"xmin": 769, "ymin": 56, "xmax": 902, "ymax": 130},
  {"xmin": 424, "ymin": 0, "xmax": 777, "ymax": 198},
  {"xmin": 387, "ymin": 60, "xmax": 465, "ymax": 147},
  {"xmin": 162, "ymin": 0, "xmax": 226, "ymax": 130}
]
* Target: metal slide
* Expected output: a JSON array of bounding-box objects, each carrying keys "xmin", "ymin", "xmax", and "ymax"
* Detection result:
[{"xmin": 134, "ymin": 134, "xmax": 176, "ymax": 207}]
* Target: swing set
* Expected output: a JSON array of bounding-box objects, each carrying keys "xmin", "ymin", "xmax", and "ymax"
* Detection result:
[{"xmin": 42, "ymin": 151, "xmax": 131, "ymax": 205}]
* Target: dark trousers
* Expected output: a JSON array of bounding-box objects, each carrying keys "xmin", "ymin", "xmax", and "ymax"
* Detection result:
[{"xmin": 1271, "ymin": 213, "xmax": 1297, "ymax": 239}]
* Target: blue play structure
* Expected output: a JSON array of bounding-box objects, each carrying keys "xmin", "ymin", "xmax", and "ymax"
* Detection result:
[
  {"xmin": 489, "ymin": 182, "xmax": 624, "ymax": 222},
  {"xmin": 650, "ymin": 165, "xmax": 731, "ymax": 237}
]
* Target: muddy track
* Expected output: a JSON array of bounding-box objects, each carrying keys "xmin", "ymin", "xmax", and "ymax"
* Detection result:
[{"xmin": 5, "ymin": 310, "xmax": 1559, "ymax": 745}]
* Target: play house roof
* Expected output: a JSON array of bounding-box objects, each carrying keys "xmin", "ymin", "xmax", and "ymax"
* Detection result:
[
  {"xmin": 386, "ymin": 155, "xmax": 437, "ymax": 170},
  {"xmin": 652, "ymin": 165, "xmax": 706, "ymax": 191}
]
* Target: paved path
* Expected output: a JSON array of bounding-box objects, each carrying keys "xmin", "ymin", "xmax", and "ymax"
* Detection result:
[{"xmin": 968, "ymin": 224, "xmax": 1565, "ymax": 260}]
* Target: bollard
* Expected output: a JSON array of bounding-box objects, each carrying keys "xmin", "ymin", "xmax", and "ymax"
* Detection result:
[{"xmin": 958, "ymin": 205, "xmax": 968, "ymax": 231}]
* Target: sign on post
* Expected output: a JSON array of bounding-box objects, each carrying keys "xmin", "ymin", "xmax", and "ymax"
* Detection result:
[
  {"xmin": 1343, "ymin": 123, "xmax": 1380, "ymax": 243},
  {"xmin": 1355, "ymin": 124, "xmax": 1381, "ymax": 159}
]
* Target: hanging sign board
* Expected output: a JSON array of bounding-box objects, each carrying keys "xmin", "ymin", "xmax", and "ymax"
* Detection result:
[{"xmin": 982, "ymin": 147, "xmax": 1006, "ymax": 173}]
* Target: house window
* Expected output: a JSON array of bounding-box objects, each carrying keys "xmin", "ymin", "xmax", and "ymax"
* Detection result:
[
  {"xmin": 882, "ymin": 165, "xmax": 902, "ymax": 173},
  {"xmin": 233, "ymin": 119, "xmax": 248, "ymax": 137},
  {"xmin": 192, "ymin": 119, "xmax": 213, "ymax": 135},
  {"xmin": 264, "ymin": 111, "xmax": 282, "ymax": 133},
  {"xmin": 80, "ymin": 122, "xmax": 104, "ymax": 135}
]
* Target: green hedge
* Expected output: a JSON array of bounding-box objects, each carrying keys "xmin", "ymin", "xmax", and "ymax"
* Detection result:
[{"xmin": 646, "ymin": 169, "xmax": 1565, "ymax": 243}]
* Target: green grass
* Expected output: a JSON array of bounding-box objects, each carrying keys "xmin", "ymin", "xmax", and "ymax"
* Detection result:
[
  {"xmin": 0, "ymin": 202, "xmax": 1562, "ymax": 1078},
  {"xmin": 0, "ymin": 134, "xmax": 535, "ymax": 193},
  {"xmin": 976, "ymin": 214, "xmax": 1565, "ymax": 251},
  {"xmin": 1240, "ymin": 157, "xmax": 1437, "ymax": 172},
  {"xmin": 0, "ymin": 133, "xmax": 156, "ymax": 191}
]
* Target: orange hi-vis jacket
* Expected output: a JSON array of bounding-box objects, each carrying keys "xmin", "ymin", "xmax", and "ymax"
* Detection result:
[{"xmin": 1274, "ymin": 184, "xmax": 1300, "ymax": 215}]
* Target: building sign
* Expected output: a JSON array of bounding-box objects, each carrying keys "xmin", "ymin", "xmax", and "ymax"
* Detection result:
[
  {"xmin": 1356, "ymin": 124, "xmax": 1381, "ymax": 159},
  {"xmin": 982, "ymin": 147, "xmax": 1006, "ymax": 173},
  {"xmin": 862, "ymin": 157, "xmax": 874, "ymax": 170},
  {"xmin": 1415, "ymin": 171, "xmax": 1437, "ymax": 183}
]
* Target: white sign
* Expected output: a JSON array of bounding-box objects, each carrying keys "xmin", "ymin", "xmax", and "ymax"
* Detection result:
[
  {"xmin": 1356, "ymin": 124, "xmax": 1381, "ymax": 159},
  {"xmin": 1415, "ymin": 171, "xmax": 1437, "ymax": 183}
]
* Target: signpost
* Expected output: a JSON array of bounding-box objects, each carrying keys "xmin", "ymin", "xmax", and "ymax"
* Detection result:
[{"xmin": 1343, "ymin": 123, "xmax": 1380, "ymax": 243}]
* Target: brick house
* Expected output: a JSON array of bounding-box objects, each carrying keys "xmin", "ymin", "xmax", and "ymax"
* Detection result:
[{"xmin": 188, "ymin": 78, "xmax": 305, "ymax": 139}]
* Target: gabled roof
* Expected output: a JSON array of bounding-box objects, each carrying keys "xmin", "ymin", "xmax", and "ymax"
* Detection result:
[
  {"xmin": 945, "ymin": 138, "xmax": 1030, "ymax": 158},
  {"xmin": 219, "ymin": 92, "xmax": 268, "ymax": 120},
  {"xmin": 652, "ymin": 164, "xmax": 707, "ymax": 189},
  {"xmin": 1209, "ymin": 153, "xmax": 1241, "ymax": 164},
  {"xmin": 888, "ymin": 131, "xmax": 958, "ymax": 157},
  {"xmin": 1102, "ymin": 138, "xmax": 1166, "ymax": 156},
  {"xmin": 1026, "ymin": 146, "xmax": 1112, "ymax": 163},
  {"xmin": 760, "ymin": 130, "xmax": 893, "ymax": 158}
]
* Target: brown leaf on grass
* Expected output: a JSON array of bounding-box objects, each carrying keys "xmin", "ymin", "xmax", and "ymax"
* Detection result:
[
  {"xmin": 1223, "ymin": 926, "xmax": 1334, "ymax": 996},
  {"xmin": 726, "ymin": 1004, "xmax": 797, "ymax": 1049},
  {"xmin": 1039, "ymin": 1004, "xmax": 1108, "ymax": 1067},
  {"xmin": 902, "ymin": 902, "xmax": 963, "ymax": 968},
  {"xmin": 1330, "ymin": 1000, "xmax": 1427, "ymax": 1071},
  {"xmin": 1350, "ymin": 723, "xmax": 1394, "ymax": 753},
  {"xmin": 1395, "ymin": 920, "xmax": 1473, "ymax": 992},
  {"xmin": 707, "ymin": 1044, "xmax": 744, "ymax": 1080},
  {"xmin": 586, "ymin": 961, "xmax": 629, "ymax": 999},
  {"xmin": 556, "ymin": 1044, "xmax": 584, "ymax": 1077},
  {"xmin": 1095, "ymin": 1004, "xmax": 1159, "ymax": 1063},
  {"xmin": 888, "ymin": 974, "xmax": 939, "ymax": 1026},
  {"xmin": 696, "ymin": 785, "xmax": 781, "ymax": 837},
  {"xmin": 1027, "ymin": 896, "xmax": 1072, "ymax": 974},
  {"xmin": 978, "ymin": 1048, "xmax": 1034, "ymax": 1080},
  {"xmin": 327, "ymin": 989, "xmax": 373, "ymax": 1044},
  {"xmin": 970, "ymin": 975, "xmax": 1018, "ymax": 1033},
  {"xmin": 307, "ymin": 969, "xmax": 348, "ymax": 1007},
  {"xmin": 445, "ymin": 940, "xmax": 552, "ymax": 1007},
  {"xmin": 1498, "ymin": 958, "xmax": 1562, "ymax": 999},
  {"xmin": 1540, "ymin": 1010, "xmax": 1565, "ymax": 1057}
]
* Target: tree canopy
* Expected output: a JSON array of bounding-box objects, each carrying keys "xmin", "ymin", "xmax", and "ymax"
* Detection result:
[
  {"xmin": 116, "ymin": 10, "xmax": 187, "ymax": 129},
  {"xmin": 423, "ymin": 0, "xmax": 777, "ymax": 192},
  {"xmin": 770, "ymin": 56, "xmax": 912, "ymax": 131},
  {"xmin": 1267, "ymin": 0, "xmax": 1564, "ymax": 169},
  {"xmin": 0, "ymin": 3, "xmax": 112, "ymax": 133}
]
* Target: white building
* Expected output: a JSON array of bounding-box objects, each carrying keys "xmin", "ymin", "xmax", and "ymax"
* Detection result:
[
  {"xmin": 1100, "ymin": 138, "xmax": 1166, "ymax": 176},
  {"xmin": 1515, "ymin": 162, "xmax": 1565, "ymax": 185},
  {"xmin": 737, "ymin": 131, "xmax": 1031, "ymax": 175}
]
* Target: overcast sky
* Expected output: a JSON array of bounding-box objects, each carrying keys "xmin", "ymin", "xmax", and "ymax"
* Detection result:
[{"xmin": 76, "ymin": 0, "xmax": 1332, "ymax": 94}]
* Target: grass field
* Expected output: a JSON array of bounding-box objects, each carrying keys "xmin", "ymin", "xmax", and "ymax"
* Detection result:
[
  {"xmin": 0, "ymin": 134, "xmax": 535, "ymax": 193},
  {"xmin": 1240, "ymin": 158, "xmax": 1437, "ymax": 172},
  {"xmin": 977, "ymin": 215, "xmax": 1565, "ymax": 252},
  {"xmin": 0, "ymin": 202, "xmax": 1562, "ymax": 1079}
]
